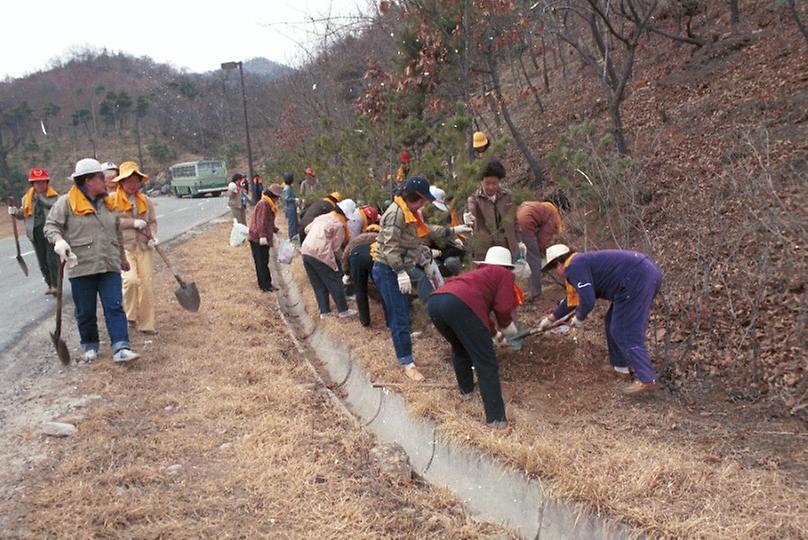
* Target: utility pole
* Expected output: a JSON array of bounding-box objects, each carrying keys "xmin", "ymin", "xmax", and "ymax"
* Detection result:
[{"xmin": 221, "ymin": 61, "xmax": 255, "ymax": 202}]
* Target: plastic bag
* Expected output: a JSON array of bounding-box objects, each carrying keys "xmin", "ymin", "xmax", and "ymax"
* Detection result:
[
  {"xmin": 229, "ymin": 219, "xmax": 249, "ymax": 247},
  {"xmin": 277, "ymin": 239, "xmax": 295, "ymax": 264},
  {"xmin": 513, "ymin": 259, "xmax": 532, "ymax": 281}
]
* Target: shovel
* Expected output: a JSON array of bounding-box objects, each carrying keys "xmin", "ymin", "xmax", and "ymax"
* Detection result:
[
  {"xmin": 141, "ymin": 229, "xmax": 200, "ymax": 312},
  {"xmin": 7, "ymin": 197, "xmax": 28, "ymax": 276},
  {"xmin": 506, "ymin": 312, "xmax": 575, "ymax": 351},
  {"xmin": 50, "ymin": 259, "xmax": 70, "ymax": 365}
]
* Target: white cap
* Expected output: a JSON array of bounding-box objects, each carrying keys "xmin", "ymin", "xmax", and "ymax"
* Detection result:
[
  {"xmin": 430, "ymin": 186, "xmax": 448, "ymax": 212},
  {"xmin": 542, "ymin": 244, "xmax": 571, "ymax": 270},
  {"xmin": 70, "ymin": 158, "xmax": 103, "ymax": 179},
  {"xmin": 474, "ymin": 246, "xmax": 514, "ymax": 268},
  {"xmin": 100, "ymin": 161, "xmax": 118, "ymax": 172},
  {"xmin": 337, "ymin": 198, "xmax": 356, "ymax": 217}
]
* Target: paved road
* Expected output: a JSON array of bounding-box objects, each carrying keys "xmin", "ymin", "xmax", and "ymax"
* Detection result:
[{"xmin": 0, "ymin": 196, "xmax": 228, "ymax": 354}]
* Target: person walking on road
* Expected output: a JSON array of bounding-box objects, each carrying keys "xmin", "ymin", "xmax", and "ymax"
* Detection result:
[
  {"xmin": 281, "ymin": 172, "xmax": 300, "ymax": 240},
  {"xmin": 44, "ymin": 158, "xmax": 140, "ymax": 364},
  {"xmin": 109, "ymin": 161, "xmax": 158, "ymax": 335},
  {"xmin": 8, "ymin": 168, "xmax": 59, "ymax": 294},
  {"xmin": 248, "ymin": 184, "xmax": 283, "ymax": 292},
  {"xmin": 372, "ymin": 176, "xmax": 472, "ymax": 381},
  {"xmin": 539, "ymin": 245, "xmax": 663, "ymax": 395},
  {"xmin": 427, "ymin": 246, "xmax": 522, "ymax": 428},
  {"xmin": 228, "ymin": 173, "xmax": 247, "ymax": 225},
  {"xmin": 301, "ymin": 198, "xmax": 358, "ymax": 319},
  {"xmin": 464, "ymin": 159, "xmax": 524, "ymax": 260},
  {"xmin": 516, "ymin": 192, "xmax": 569, "ymax": 300}
]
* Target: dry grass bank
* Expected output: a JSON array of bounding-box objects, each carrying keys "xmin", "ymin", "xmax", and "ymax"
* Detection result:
[
  {"xmin": 288, "ymin": 251, "xmax": 808, "ymax": 539},
  {"xmin": 23, "ymin": 224, "xmax": 508, "ymax": 538}
]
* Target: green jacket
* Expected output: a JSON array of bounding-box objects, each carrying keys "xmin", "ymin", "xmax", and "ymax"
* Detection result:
[
  {"xmin": 375, "ymin": 198, "xmax": 453, "ymax": 273},
  {"xmin": 44, "ymin": 193, "xmax": 125, "ymax": 278}
]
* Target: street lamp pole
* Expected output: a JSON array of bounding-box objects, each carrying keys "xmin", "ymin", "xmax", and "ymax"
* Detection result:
[{"xmin": 221, "ymin": 61, "xmax": 255, "ymax": 202}]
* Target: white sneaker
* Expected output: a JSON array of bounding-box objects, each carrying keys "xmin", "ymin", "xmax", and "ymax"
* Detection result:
[
  {"xmin": 83, "ymin": 349, "xmax": 97, "ymax": 363},
  {"xmin": 337, "ymin": 309, "xmax": 357, "ymax": 319},
  {"xmin": 319, "ymin": 312, "xmax": 335, "ymax": 320},
  {"xmin": 113, "ymin": 349, "xmax": 140, "ymax": 363}
]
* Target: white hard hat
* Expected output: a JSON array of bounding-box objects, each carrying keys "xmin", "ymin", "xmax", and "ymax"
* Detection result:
[
  {"xmin": 100, "ymin": 161, "xmax": 118, "ymax": 172},
  {"xmin": 474, "ymin": 246, "xmax": 514, "ymax": 268},
  {"xmin": 429, "ymin": 186, "xmax": 448, "ymax": 212},
  {"xmin": 337, "ymin": 198, "xmax": 356, "ymax": 217},
  {"xmin": 70, "ymin": 158, "xmax": 103, "ymax": 179},
  {"xmin": 542, "ymin": 244, "xmax": 571, "ymax": 271}
]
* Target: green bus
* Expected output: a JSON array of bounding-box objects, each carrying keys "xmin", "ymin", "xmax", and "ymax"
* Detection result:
[{"xmin": 169, "ymin": 159, "xmax": 228, "ymax": 198}]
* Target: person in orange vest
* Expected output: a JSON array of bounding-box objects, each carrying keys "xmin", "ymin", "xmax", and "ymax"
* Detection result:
[
  {"xmin": 516, "ymin": 192, "xmax": 570, "ymax": 300},
  {"xmin": 109, "ymin": 161, "xmax": 159, "ymax": 335},
  {"xmin": 8, "ymin": 168, "xmax": 60, "ymax": 294}
]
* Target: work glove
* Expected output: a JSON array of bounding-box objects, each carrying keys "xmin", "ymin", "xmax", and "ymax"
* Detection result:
[
  {"xmin": 451, "ymin": 238, "xmax": 464, "ymax": 249},
  {"xmin": 133, "ymin": 219, "xmax": 147, "ymax": 230},
  {"xmin": 462, "ymin": 212, "xmax": 475, "ymax": 226},
  {"xmin": 227, "ymin": 182, "xmax": 238, "ymax": 193},
  {"xmin": 342, "ymin": 274, "xmax": 352, "ymax": 285},
  {"xmin": 500, "ymin": 321, "xmax": 518, "ymax": 338},
  {"xmin": 570, "ymin": 316, "xmax": 584, "ymax": 329},
  {"xmin": 537, "ymin": 316, "xmax": 554, "ymax": 332},
  {"xmin": 7, "ymin": 206, "xmax": 18, "ymax": 215},
  {"xmin": 54, "ymin": 238, "xmax": 78, "ymax": 268},
  {"xmin": 493, "ymin": 331, "xmax": 508, "ymax": 347},
  {"xmin": 451, "ymin": 225, "xmax": 473, "ymax": 236},
  {"xmin": 148, "ymin": 237, "xmax": 158, "ymax": 248},
  {"xmin": 397, "ymin": 270, "xmax": 412, "ymax": 295},
  {"xmin": 518, "ymin": 242, "xmax": 527, "ymax": 259},
  {"xmin": 430, "ymin": 249, "xmax": 442, "ymax": 259},
  {"xmin": 259, "ymin": 237, "xmax": 268, "ymax": 246}
]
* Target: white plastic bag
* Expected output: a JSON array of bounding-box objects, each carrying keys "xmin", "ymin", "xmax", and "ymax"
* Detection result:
[
  {"xmin": 229, "ymin": 219, "xmax": 249, "ymax": 247},
  {"xmin": 513, "ymin": 259, "xmax": 532, "ymax": 281},
  {"xmin": 277, "ymin": 239, "xmax": 295, "ymax": 264}
]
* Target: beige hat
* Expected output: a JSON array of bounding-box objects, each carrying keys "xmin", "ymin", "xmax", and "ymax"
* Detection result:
[
  {"xmin": 474, "ymin": 246, "xmax": 514, "ymax": 268},
  {"xmin": 542, "ymin": 244, "xmax": 571, "ymax": 271}
]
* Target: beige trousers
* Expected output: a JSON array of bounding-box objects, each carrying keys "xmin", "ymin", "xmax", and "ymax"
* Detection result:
[{"xmin": 122, "ymin": 246, "xmax": 155, "ymax": 331}]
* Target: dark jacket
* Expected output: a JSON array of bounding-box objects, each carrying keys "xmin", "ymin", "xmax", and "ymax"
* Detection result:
[
  {"xmin": 300, "ymin": 198, "xmax": 336, "ymax": 233},
  {"xmin": 466, "ymin": 186, "xmax": 519, "ymax": 258}
]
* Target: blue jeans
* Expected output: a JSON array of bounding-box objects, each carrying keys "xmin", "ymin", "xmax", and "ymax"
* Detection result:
[
  {"xmin": 371, "ymin": 262, "xmax": 418, "ymax": 365},
  {"xmin": 286, "ymin": 206, "xmax": 299, "ymax": 239},
  {"xmin": 70, "ymin": 272, "xmax": 130, "ymax": 353}
]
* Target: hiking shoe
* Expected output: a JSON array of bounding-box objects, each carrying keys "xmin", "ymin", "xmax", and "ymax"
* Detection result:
[
  {"xmin": 622, "ymin": 380, "xmax": 657, "ymax": 395},
  {"xmin": 486, "ymin": 420, "xmax": 509, "ymax": 429},
  {"xmin": 603, "ymin": 363, "xmax": 632, "ymax": 380},
  {"xmin": 460, "ymin": 390, "xmax": 475, "ymax": 401},
  {"xmin": 83, "ymin": 349, "xmax": 97, "ymax": 363},
  {"xmin": 337, "ymin": 309, "xmax": 357, "ymax": 319},
  {"xmin": 113, "ymin": 349, "xmax": 140, "ymax": 363},
  {"xmin": 403, "ymin": 364, "xmax": 425, "ymax": 382},
  {"xmin": 140, "ymin": 329, "xmax": 159, "ymax": 335},
  {"xmin": 262, "ymin": 285, "xmax": 279, "ymax": 292},
  {"xmin": 319, "ymin": 312, "xmax": 335, "ymax": 320},
  {"xmin": 45, "ymin": 287, "xmax": 57, "ymax": 296}
]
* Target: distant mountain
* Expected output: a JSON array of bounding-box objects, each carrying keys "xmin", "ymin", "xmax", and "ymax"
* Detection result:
[{"xmin": 243, "ymin": 57, "xmax": 293, "ymax": 79}]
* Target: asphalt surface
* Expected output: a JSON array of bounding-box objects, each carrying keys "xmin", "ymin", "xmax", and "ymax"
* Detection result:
[{"xmin": 0, "ymin": 196, "xmax": 228, "ymax": 354}]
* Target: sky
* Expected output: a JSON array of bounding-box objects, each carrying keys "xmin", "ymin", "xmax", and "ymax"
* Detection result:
[{"xmin": 0, "ymin": 0, "xmax": 372, "ymax": 79}]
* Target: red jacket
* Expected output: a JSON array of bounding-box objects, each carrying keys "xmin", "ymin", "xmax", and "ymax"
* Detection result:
[
  {"xmin": 432, "ymin": 264, "xmax": 517, "ymax": 334},
  {"xmin": 516, "ymin": 201, "xmax": 562, "ymax": 251},
  {"xmin": 248, "ymin": 198, "xmax": 277, "ymax": 243}
]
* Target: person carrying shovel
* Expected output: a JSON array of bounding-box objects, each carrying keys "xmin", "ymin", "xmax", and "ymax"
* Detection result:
[
  {"xmin": 427, "ymin": 246, "xmax": 522, "ymax": 428},
  {"xmin": 44, "ymin": 158, "xmax": 140, "ymax": 364},
  {"xmin": 538, "ymin": 244, "xmax": 662, "ymax": 395},
  {"xmin": 109, "ymin": 161, "xmax": 158, "ymax": 335},
  {"xmin": 8, "ymin": 168, "xmax": 59, "ymax": 295}
]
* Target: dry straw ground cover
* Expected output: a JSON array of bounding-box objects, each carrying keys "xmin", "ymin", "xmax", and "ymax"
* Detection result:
[
  {"xmin": 288, "ymin": 249, "xmax": 808, "ymax": 539},
  {"xmin": 24, "ymin": 224, "xmax": 507, "ymax": 538}
]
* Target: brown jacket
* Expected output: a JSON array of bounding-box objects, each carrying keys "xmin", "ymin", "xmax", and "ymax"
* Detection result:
[
  {"xmin": 248, "ymin": 198, "xmax": 277, "ymax": 244},
  {"xmin": 118, "ymin": 195, "xmax": 157, "ymax": 252},
  {"xmin": 517, "ymin": 201, "xmax": 562, "ymax": 251},
  {"xmin": 466, "ymin": 186, "xmax": 519, "ymax": 257}
]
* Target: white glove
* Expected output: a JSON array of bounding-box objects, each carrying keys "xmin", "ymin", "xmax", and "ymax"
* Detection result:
[
  {"xmin": 7, "ymin": 206, "xmax": 18, "ymax": 215},
  {"xmin": 227, "ymin": 182, "xmax": 237, "ymax": 193},
  {"xmin": 451, "ymin": 238, "xmax": 464, "ymax": 249},
  {"xmin": 462, "ymin": 212, "xmax": 475, "ymax": 226},
  {"xmin": 570, "ymin": 316, "xmax": 584, "ymax": 328},
  {"xmin": 537, "ymin": 316, "xmax": 553, "ymax": 332},
  {"xmin": 430, "ymin": 249, "xmax": 442, "ymax": 259},
  {"xmin": 148, "ymin": 237, "xmax": 158, "ymax": 248},
  {"xmin": 53, "ymin": 239, "xmax": 78, "ymax": 268},
  {"xmin": 518, "ymin": 242, "xmax": 527, "ymax": 259},
  {"xmin": 397, "ymin": 271, "xmax": 412, "ymax": 295},
  {"xmin": 342, "ymin": 274, "xmax": 352, "ymax": 285},
  {"xmin": 500, "ymin": 321, "xmax": 518, "ymax": 338},
  {"xmin": 451, "ymin": 225, "xmax": 473, "ymax": 235},
  {"xmin": 259, "ymin": 237, "xmax": 268, "ymax": 246},
  {"xmin": 493, "ymin": 331, "xmax": 507, "ymax": 347},
  {"xmin": 133, "ymin": 219, "xmax": 147, "ymax": 230}
]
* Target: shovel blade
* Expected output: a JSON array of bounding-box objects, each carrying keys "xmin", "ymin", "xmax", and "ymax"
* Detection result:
[
  {"xmin": 174, "ymin": 281, "xmax": 200, "ymax": 312},
  {"xmin": 16, "ymin": 256, "xmax": 28, "ymax": 276},
  {"xmin": 50, "ymin": 332, "xmax": 71, "ymax": 365}
]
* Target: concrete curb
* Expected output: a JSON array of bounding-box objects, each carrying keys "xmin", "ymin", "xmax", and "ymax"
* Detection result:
[{"xmin": 272, "ymin": 258, "xmax": 637, "ymax": 540}]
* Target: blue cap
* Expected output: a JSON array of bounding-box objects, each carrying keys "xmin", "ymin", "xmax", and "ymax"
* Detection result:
[{"xmin": 402, "ymin": 176, "xmax": 435, "ymax": 201}]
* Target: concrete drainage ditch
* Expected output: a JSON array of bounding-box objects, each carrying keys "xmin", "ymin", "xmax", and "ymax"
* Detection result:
[{"xmin": 271, "ymin": 258, "xmax": 636, "ymax": 540}]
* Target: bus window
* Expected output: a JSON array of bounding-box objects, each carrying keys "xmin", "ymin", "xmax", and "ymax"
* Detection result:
[
  {"xmin": 172, "ymin": 164, "xmax": 197, "ymax": 178},
  {"xmin": 198, "ymin": 161, "xmax": 224, "ymax": 176}
]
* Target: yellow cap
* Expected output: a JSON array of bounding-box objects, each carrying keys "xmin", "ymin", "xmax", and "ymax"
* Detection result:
[
  {"xmin": 472, "ymin": 131, "xmax": 489, "ymax": 150},
  {"xmin": 113, "ymin": 161, "xmax": 149, "ymax": 183}
]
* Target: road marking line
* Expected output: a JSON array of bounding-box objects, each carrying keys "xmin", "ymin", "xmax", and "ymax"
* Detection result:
[{"xmin": 9, "ymin": 250, "xmax": 35, "ymax": 258}]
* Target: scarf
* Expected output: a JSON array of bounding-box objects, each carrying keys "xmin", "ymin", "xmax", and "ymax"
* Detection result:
[
  {"xmin": 544, "ymin": 201, "xmax": 564, "ymax": 234},
  {"xmin": 330, "ymin": 210, "xmax": 350, "ymax": 242},
  {"xmin": 108, "ymin": 186, "xmax": 148, "ymax": 215},
  {"xmin": 21, "ymin": 186, "xmax": 58, "ymax": 217},
  {"xmin": 513, "ymin": 283, "xmax": 525, "ymax": 307},
  {"xmin": 262, "ymin": 194, "xmax": 279, "ymax": 216},
  {"xmin": 68, "ymin": 185, "xmax": 112, "ymax": 216},
  {"xmin": 563, "ymin": 253, "xmax": 580, "ymax": 308},
  {"xmin": 394, "ymin": 196, "xmax": 430, "ymax": 237}
]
